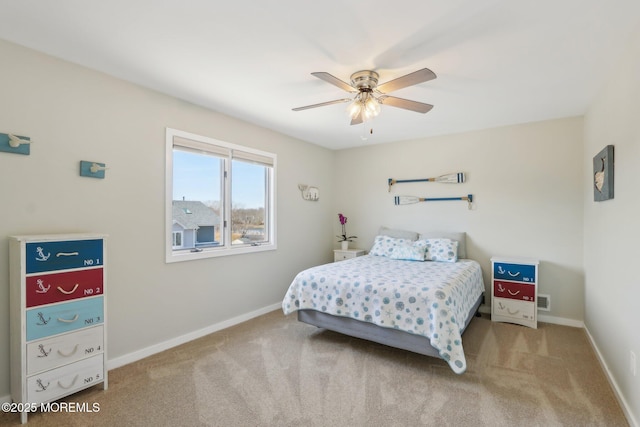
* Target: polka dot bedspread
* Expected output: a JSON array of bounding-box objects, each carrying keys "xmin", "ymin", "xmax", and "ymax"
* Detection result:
[{"xmin": 282, "ymin": 255, "xmax": 485, "ymax": 374}]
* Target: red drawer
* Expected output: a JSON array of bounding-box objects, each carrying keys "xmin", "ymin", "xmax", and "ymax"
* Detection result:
[
  {"xmin": 26, "ymin": 268, "xmax": 104, "ymax": 307},
  {"xmin": 493, "ymin": 280, "xmax": 534, "ymax": 302}
]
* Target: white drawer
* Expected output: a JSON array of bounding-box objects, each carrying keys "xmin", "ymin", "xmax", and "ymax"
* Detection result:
[
  {"xmin": 27, "ymin": 354, "xmax": 104, "ymax": 404},
  {"xmin": 333, "ymin": 249, "xmax": 365, "ymax": 262},
  {"xmin": 27, "ymin": 326, "xmax": 104, "ymax": 375},
  {"xmin": 493, "ymin": 297, "xmax": 535, "ymax": 321}
]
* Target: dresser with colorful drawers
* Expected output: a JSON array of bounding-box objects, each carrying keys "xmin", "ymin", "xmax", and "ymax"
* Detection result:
[
  {"xmin": 491, "ymin": 256, "xmax": 539, "ymax": 329},
  {"xmin": 9, "ymin": 234, "xmax": 107, "ymax": 423}
]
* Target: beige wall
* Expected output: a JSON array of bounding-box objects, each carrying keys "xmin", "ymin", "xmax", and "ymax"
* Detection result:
[
  {"xmin": 583, "ymin": 28, "xmax": 640, "ymax": 425},
  {"xmin": 333, "ymin": 117, "xmax": 585, "ymax": 322},
  {"xmin": 0, "ymin": 39, "xmax": 335, "ymax": 397}
]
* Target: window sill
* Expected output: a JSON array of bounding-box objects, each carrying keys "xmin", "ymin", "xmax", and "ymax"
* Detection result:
[{"xmin": 165, "ymin": 242, "xmax": 277, "ymax": 263}]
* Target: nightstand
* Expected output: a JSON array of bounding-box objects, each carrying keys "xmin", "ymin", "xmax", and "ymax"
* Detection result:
[
  {"xmin": 491, "ymin": 256, "xmax": 539, "ymax": 329},
  {"xmin": 333, "ymin": 248, "xmax": 365, "ymax": 262}
]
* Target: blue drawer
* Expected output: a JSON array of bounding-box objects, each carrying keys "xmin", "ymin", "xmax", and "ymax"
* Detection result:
[
  {"xmin": 493, "ymin": 262, "xmax": 536, "ymax": 283},
  {"xmin": 26, "ymin": 239, "xmax": 103, "ymax": 273},
  {"xmin": 26, "ymin": 297, "xmax": 104, "ymax": 341}
]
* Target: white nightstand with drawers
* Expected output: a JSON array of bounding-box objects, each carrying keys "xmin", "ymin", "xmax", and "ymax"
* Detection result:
[
  {"xmin": 491, "ymin": 256, "xmax": 539, "ymax": 329},
  {"xmin": 333, "ymin": 248, "xmax": 365, "ymax": 262}
]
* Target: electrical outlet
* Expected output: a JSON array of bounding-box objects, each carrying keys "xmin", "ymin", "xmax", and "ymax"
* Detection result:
[{"xmin": 631, "ymin": 351, "xmax": 637, "ymax": 376}]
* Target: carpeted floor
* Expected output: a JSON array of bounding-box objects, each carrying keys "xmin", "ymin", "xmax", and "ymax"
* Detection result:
[{"xmin": 1, "ymin": 311, "xmax": 628, "ymax": 426}]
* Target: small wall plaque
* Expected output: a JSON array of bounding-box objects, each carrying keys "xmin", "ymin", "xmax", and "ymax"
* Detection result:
[
  {"xmin": 0, "ymin": 133, "xmax": 31, "ymax": 155},
  {"xmin": 80, "ymin": 161, "xmax": 107, "ymax": 179},
  {"xmin": 593, "ymin": 145, "xmax": 614, "ymax": 201}
]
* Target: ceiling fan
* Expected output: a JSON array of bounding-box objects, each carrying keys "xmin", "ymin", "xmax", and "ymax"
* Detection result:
[{"xmin": 292, "ymin": 68, "xmax": 436, "ymax": 125}]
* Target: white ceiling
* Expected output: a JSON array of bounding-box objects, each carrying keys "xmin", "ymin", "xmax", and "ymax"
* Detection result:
[{"xmin": 1, "ymin": 1, "xmax": 639, "ymax": 150}]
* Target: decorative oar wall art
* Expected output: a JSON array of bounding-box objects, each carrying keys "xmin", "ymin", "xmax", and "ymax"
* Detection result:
[
  {"xmin": 387, "ymin": 172, "xmax": 465, "ymax": 192},
  {"xmin": 388, "ymin": 173, "xmax": 472, "ymax": 209},
  {"xmin": 394, "ymin": 194, "xmax": 473, "ymax": 209}
]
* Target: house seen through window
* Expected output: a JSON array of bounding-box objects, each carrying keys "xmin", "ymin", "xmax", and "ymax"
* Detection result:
[{"xmin": 165, "ymin": 128, "xmax": 276, "ymax": 262}]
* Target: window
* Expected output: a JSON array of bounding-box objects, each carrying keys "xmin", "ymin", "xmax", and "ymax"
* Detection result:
[
  {"xmin": 165, "ymin": 128, "xmax": 276, "ymax": 262},
  {"xmin": 172, "ymin": 231, "xmax": 183, "ymax": 249}
]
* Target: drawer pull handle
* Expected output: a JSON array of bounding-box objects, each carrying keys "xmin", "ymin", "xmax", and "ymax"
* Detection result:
[
  {"xmin": 56, "ymin": 251, "xmax": 79, "ymax": 257},
  {"xmin": 57, "ymin": 283, "xmax": 80, "ymax": 295},
  {"xmin": 58, "ymin": 314, "xmax": 79, "ymax": 323},
  {"xmin": 507, "ymin": 271, "xmax": 521, "ymax": 277},
  {"xmin": 57, "ymin": 344, "xmax": 79, "ymax": 358},
  {"xmin": 58, "ymin": 374, "xmax": 79, "ymax": 390},
  {"xmin": 507, "ymin": 308, "xmax": 520, "ymax": 315},
  {"xmin": 507, "ymin": 290, "xmax": 520, "ymax": 296}
]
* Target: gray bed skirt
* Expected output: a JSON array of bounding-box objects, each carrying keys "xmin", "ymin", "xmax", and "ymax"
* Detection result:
[{"xmin": 297, "ymin": 292, "xmax": 484, "ymax": 359}]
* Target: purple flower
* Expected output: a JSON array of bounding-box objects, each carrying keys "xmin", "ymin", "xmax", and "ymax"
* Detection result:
[{"xmin": 337, "ymin": 213, "xmax": 357, "ymax": 242}]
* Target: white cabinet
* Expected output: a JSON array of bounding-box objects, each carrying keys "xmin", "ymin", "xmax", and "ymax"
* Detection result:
[
  {"xmin": 333, "ymin": 248, "xmax": 365, "ymax": 262},
  {"xmin": 491, "ymin": 257, "xmax": 538, "ymax": 329},
  {"xmin": 10, "ymin": 234, "xmax": 107, "ymax": 423}
]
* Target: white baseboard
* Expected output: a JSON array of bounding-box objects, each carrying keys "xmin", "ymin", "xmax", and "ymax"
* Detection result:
[
  {"xmin": 584, "ymin": 326, "xmax": 638, "ymax": 427},
  {"xmin": 107, "ymin": 302, "xmax": 281, "ymax": 370},
  {"xmin": 537, "ymin": 313, "xmax": 584, "ymax": 328}
]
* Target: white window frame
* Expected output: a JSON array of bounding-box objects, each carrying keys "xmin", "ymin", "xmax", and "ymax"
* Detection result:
[{"xmin": 165, "ymin": 128, "xmax": 277, "ymax": 263}]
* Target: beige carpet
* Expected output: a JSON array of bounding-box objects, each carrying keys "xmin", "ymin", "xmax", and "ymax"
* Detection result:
[{"xmin": 1, "ymin": 311, "xmax": 628, "ymax": 426}]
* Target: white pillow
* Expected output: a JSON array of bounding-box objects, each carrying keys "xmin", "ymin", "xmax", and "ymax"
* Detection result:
[
  {"xmin": 370, "ymin": 235, "xmax": 427, "ymax": 261},
  {"xmin": 422, "ymin": 238, "xmax": 459, "ymax": 262}
]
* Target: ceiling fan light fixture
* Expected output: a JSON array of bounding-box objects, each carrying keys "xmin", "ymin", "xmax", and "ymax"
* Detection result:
[
  {"xmin": 347, "ymin": 98, "xmax": 362, "ymax": 120},
  {"xmin": 347, "ymin": 92, "xmax": 381, "ymax": 121},
  {"xmin": 364, "ymin": 95, "xmax": 381, "ymax": 116},
  {"xmin": 294, "ymin": 67, "xmax": 436, "ymax": 128}
]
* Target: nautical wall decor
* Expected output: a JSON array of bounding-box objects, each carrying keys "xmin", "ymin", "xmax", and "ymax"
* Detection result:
[
  {"xmin": 0, "ymin": 133, "xmax": 31, "ymax": 155},
  {"xmin": 593, "ymin": 145, "xmax": 614, "ymax": 201},
  {"xmin": 298, "ymin": 184, "xmax": 319, "ymax": 201},
  {"xmin": 388, "ymin": 172, "xmax": 465, "ymax": 192},
  {"xmin": 80, "ymin": 161, "xmax": 107, "ymax": 179},
  {"xmin": 394, "ymin": 194, "xmax": 473, "ymax": 209}
]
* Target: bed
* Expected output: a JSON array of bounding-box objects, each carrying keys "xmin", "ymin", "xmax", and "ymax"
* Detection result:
[{"xmin": 282, "ymin": 229, "xmax": 485, "ymax": 374}]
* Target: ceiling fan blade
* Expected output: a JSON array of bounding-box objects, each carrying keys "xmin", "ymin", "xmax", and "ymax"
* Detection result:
[
  {"xmin": 292, "ymin": 98, "xmax": 352, "ymax": 111},
  {"xmin": 376, "ymin": 68, "xmax": 437, "ymax": 94},
  {"xmin": 378, "ymin": 95, "xmax": 434, "ymax": 113},
  {"xmin": 311, "ymin": 72, "xmax": 357, "ymax": 92}
]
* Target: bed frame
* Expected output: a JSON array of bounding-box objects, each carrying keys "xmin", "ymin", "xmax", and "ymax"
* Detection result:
[{"xmin": 297, "ymin": 292, "xmax": 484, "ymax": 359}]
